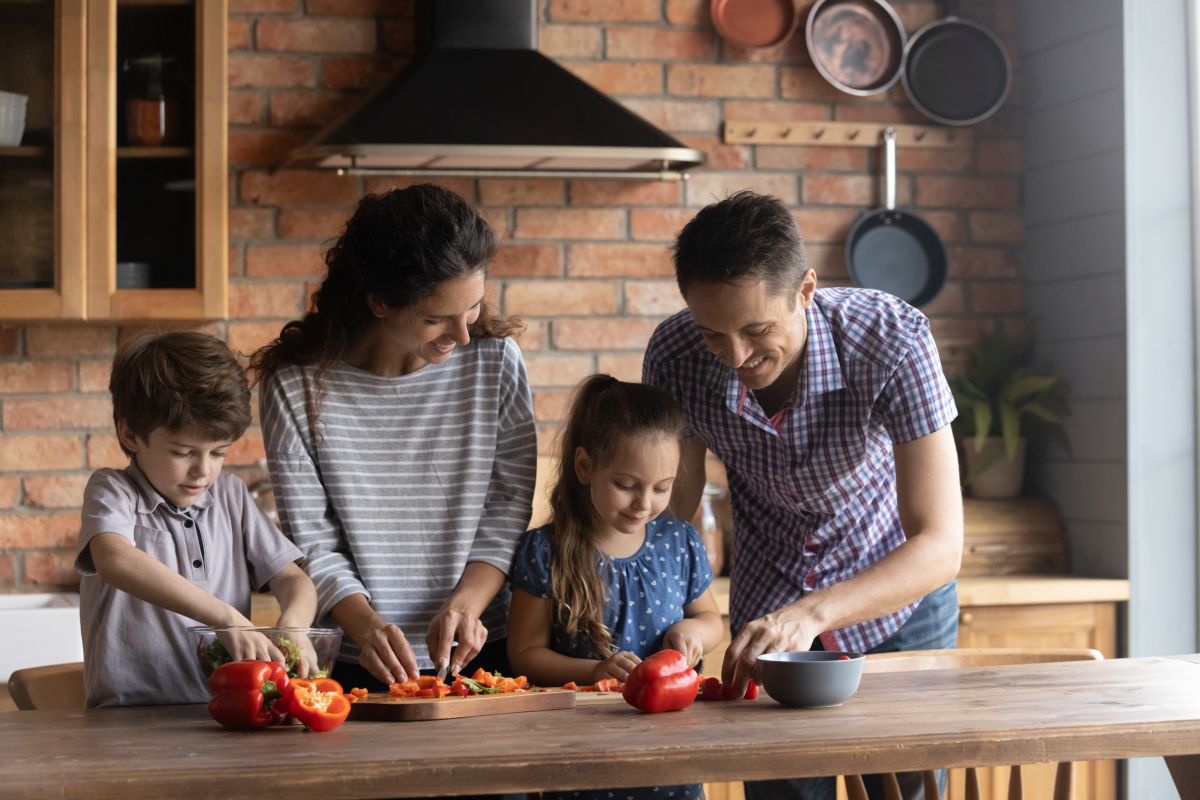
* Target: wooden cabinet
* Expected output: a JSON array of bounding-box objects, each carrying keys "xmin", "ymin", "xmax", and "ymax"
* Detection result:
[{"xmin": 0, "ymin": 0, "xmax": 226, "ymax": 321}]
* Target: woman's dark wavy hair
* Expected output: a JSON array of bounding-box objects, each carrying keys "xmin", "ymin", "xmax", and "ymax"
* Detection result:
[
  {"xmin": 250, "ymin": 184, "xmax": 521, "ymax": 415},
  {"xmin": 548, "ymin": 375, "xmax": 687, "ymax": 658}
]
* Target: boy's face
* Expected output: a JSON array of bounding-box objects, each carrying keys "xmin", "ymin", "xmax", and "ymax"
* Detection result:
[{"xmin": 117, "ymin": 422, "xmax": 233, "ymax": 508}]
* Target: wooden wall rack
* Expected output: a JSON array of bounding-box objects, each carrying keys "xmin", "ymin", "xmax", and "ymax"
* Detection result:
[{"xmin": 723, "ymin": 120, "xmax": 973, "ymax": 149}]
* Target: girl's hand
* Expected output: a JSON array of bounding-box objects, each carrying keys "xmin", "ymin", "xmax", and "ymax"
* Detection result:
[
  {"xmin": 592, "ymin": 650, "xmax": 641, "ymax": 683},
  {"xmin": 663, "ymin": 621, "xmax": 706, "ymax": 668},
  {"xmin": 357, "ymin": 622, "xmax": 420, "ymax": 686},
  {"xmin": 427, "ymin": 605, "xmax": 487, "ymax": 676}
]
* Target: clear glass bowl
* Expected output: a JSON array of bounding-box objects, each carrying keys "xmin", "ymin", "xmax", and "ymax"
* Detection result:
[{"xmin": 191, "ymin": 626, "xmax": 342, "ymax": 679}]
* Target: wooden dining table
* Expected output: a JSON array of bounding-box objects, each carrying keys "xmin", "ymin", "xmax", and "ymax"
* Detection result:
[{"xmin": 3, "ymin": 655, "xmax": 1200, "ymax": 799}]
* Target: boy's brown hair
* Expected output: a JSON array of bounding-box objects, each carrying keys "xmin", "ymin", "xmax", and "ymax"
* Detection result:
[{"xmin": 110, "ymin": 331, "xmax": 252, "ymax": 457}]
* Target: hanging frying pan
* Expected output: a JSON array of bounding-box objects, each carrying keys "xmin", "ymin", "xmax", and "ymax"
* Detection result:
[
  {"xmin": 805, "ymin": 0, "xmax": 906, "ymax": 96},
  {"xmin": 710, "ymin": 0, "xmax": 800, "ymax": 50},
  {"xmin": 845, "ymin": 127, "xmax": 947, "ymax": 307},
  {"xmin": 901, "ymin": 0, "xmax": 1011, "ymax": 126}
]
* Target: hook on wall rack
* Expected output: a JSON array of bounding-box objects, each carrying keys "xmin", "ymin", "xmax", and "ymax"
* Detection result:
[{"xmin": 723, "ymin": 121, "xmax": 973, "ymax": 149}]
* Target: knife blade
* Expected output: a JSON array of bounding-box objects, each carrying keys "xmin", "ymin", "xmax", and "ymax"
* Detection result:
[{"xmin": 435, "ymin": 660, "xmax": 448, "ymax": 683}]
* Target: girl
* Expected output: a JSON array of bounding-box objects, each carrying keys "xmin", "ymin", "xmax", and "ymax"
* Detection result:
[
  {"xmin": 253, "ymin": 184, "xmax": 536, "ymax": 691},
  {"xmin": 508, "ymin": 375, "xmax": 724, "ymax": 800}
]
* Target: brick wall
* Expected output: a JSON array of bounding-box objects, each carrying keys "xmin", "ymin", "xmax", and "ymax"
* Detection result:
[{"xmin": 0, "ymin": 0, "xmax": 1024, "ymax": 592}]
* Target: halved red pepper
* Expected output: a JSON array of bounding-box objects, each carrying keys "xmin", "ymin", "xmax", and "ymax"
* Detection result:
[
  {"xmin": 287, "ymin": 677, "xmax": 351, "ymax": 732},
  {"xmin": 207, "ymin": 660, "xmax": 290, "ymax": 730},
  {"xmin": 622, "ymin": 649, "xmax": 700, "ymax": 714}
]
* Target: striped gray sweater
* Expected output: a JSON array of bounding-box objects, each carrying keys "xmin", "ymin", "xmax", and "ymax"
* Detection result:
[{"xmin": 260, "ymin": 336, "xmax": 537, "ymax": 667}]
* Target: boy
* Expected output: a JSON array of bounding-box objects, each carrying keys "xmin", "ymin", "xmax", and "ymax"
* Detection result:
[{"xmin": 75, "ymin": 331, "xmax": 317, "ymax": 707}]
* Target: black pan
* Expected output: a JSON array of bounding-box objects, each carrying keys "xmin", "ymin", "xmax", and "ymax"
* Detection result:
[
  {"xmin": 901, "ymin": 0, "xmax": 1011, "ymax": 126},
  {"xmin": 806, "ymin": 0, "xmax": 906, "ymax": 96},
  {"xmin": 845, "ymin": 127, "xmax": 946, "ymax": 307}
]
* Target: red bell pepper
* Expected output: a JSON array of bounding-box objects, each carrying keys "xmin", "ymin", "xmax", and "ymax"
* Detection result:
[
  {"xmin": 622, "ymin": 649, "xmax": 700, "ymax": 713},
  {"xmin": 288, "ymin": 677, "xmax": 351, "ymax": 732},
  {"xmin": 207, "ymin": 660, "xmax": 290, "ymax": 730}
]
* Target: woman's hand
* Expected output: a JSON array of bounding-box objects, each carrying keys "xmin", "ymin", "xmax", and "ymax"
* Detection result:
[
  {"xmin": 662, "ymin": 620, "xmax": 707, "ymax": 668},
  {"xmin": 427, "ymin": 605, "xmax": 487, "ymax": 676},
  {"xmin": 356, "ymin": 622, "xmax": 420, "ymax": 685},
  {"xmin": 591, "ymin": 650, "xmax": 641, "ymax": 683}
]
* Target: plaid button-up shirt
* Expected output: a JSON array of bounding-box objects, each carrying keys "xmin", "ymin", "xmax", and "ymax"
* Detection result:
[{"xmin": 643, "ymin": 288, "xmax": 957, "ymax": 652}]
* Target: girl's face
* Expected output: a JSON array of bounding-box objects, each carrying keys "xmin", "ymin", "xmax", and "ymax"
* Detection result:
[
  {"xmin": 575, "ymin": 433, "xmax": 680, "ymax": 538},
  {"xmin": 370, "ymin": 271, "xmax": 486, "ymax": 367}
]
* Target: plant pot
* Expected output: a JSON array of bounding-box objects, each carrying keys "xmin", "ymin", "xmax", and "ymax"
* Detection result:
[{"xmin": 961, "ymin": 436, "xmax": 1025, "ymax": 498}]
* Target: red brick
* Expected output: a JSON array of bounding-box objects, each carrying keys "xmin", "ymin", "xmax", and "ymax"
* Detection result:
[
  {"xmin": 920, "ymin": 281, "xmax": 966, "ymax": 316},
  {"xmin": 480, "ymin": 207, "xmax": 512, "ymax": 241},
  {"xmin": 228, "ymin": 90, "xmax": 265, "ymax": 125},
  {"xmin": 362, "ymin": 176, "xmax": 475, "ymax": 200},
  {"xmin": 240, "ymin": 170, "xmax": 359, "ymax": 206},
  {"xmin": 567, "ymin": 243, "xmax": 673, "ymax": 277},
  {"xmin": 229, "ymin": 129, "xmax": 311, "ymax": 167},
  {"xmin": 892, "ymin": 1, "xmax": 940, "ymax": 30},
  {"xmin": 523, "ymin": 354, "xmax": 597, "ymax": 388},
  {"xmin": 23, "ymin": 474, "xmax": 90, "ymax": 509},
  {"xmin": 228, "ymin": 19, "xmax": 252, "ymax": 51},
  {"xmin": 554, "ymin": 318, "xmax": 660, "ymax": 350},
  {"xmin": 257, "ymin": 18, "xmax": 377, "ymax": 54},
  {"xmin": 322, "ymin": 57, "xmax": 399, "ymax": 90},
  {"xmin": 930, "ymin": 317, "xmax": 991, "ymax": 345},
  {"xmin": 86, "ymin": 434, "xmax": 127, "ymax": 469},
  {"xmin": 507, "ymin": 280, "xmax": 620, "ymax": 316},
  {"xmin": 278, "ymin": 208, "xmax": 350, "ymax": 239},
  {"xmin": 230, "ymin": 0, "xmax": 298, "ymax": 11},
  {"xmin": 227, "ymin": 431, "xmax": 266, "ymax": 467},
  {"xmin": 246, "ymin": 244, "xmax": 327, "ymax": 278},
  {"xmin": 947, "ymin": 247, "xmax": 1018, "ymax": 279},
  {"xmin": 920, "ymin": 210, "xmax": 965, "ymax": 245},
  {"xmin": 781, "ymin": 67, "xmax": 852, "ymax": 104},
  {"xmin": 687, "ymin": 172, "xmax": 798, "ymax": 206},
  {"xmin": 804, "ymin": 174, "xmax": 906, "ymax": 207},
  {"xmin": 678, "ymin": 134, "xmax": 749, "ymax": 170},
  {"xmin": 792, "ymin": 209, "xmax": 858, "ymax": 243},
  {"xmin": 969, "ymin": 212, "xmax": 1024, "ymax": 245},
  {"xmin": 977, "ymin": 140, "xmax": 1023, "ymax": 174},
  {"xmin": 515, "ymin": 320, "xmax": 547, "ymax": 351},
  {"xmin": 229, "ymin": 55, "xmax": 318, "ymax": 88},
  {"xmin": 607, "ymin": 26, "xmax": 717, "ymax": 60},
  {"xmin": 230, "ymin": 243, "xmax": 245, "ymax": 278},
  {"xmin": 229, "ymin": 281, "xmax": 305, "ymax": 318},
  {"xmin": 0, "ymin": 362, "xmax": 74, "ymax": 394},
  {"xmin": 549, "ymin": 0, "xmax": 661, "ymax": 22},
  {"xmin": 917, "ymin": 176, "xmax": 1019, "ymax": 210},
  {"xmin": 0, "ymin": 326, "xmax": 18, "ymax": 356},
  {"xmin": 26, "ymin": 325, "xmax": 115, "ymax": 358},
  {"xmin": 23, "ymin": 550, "xmax": 79, "ymax": 587},
  {"xmin": 757, "ymin": 146, "xmax": 868, "ymax": 172},
  {"xmin": 596, "ymin": 352, "xmax": 645, "ymax": 382},
  {"xmin": 969, "ymin": 281, "xmax": 1024, "ymax": 315},
  {"xmin": 4, "ymin": 397, "xmax": 111, "ymax": 432},
  {"xmin": 565, "ymin": 62, "xmax": 662, "ymax": 95},
  {"xmin": 569, "ymin": 180, "xmax": 681, "ymax": 206},
  {"xmin": 380, "ymin": 20, "xmax": 416, "ymax": 54},
  {"xmin": 625, "ymin": 280, "xmax": 685, "ymax": 316},
  {"xmin": 514, "ymin": 209, "xmax": 624, "ymax": 240},
  {"xmin": 540, "ymin": 25, "xmax": 602, "ymax": 58},
  {"xmin": 720, "ymin": 34, "xmax": 809, "ymax": 64},
  {"xmin": 0, "ymin": 435, "xmax": 82, "ymax": 471},
  {"xmin": 0, "ymin": 477, "xmax": 19, "ymax": 509},
  {"xmin": 491, "ymin": 244, "xmax": 563, "ymax": 278},
  {"xmin": 306, "ymin": 0, "xmax": 407, "ymax": 13},
  {"xmin": 667, "ymin": 64, "xmax": 774, "ymax": 98},
  {"xmin": 115, "ymin": 323, "xmax": 222, "ymax": 348},
  {"xmin": 895, "ymin": 147, "xmax": 974, "ymax": 173},
  {"xmin": 228, "ymin": 322, "xmax": 287, "ymax": 360},
  {"xmin": 533, "ymin": 390, "xmax": 573, "ymax": 425},
  {"xmin": 230, "ymin": 207, "xmax": 277, "ymax": 240},
  {"xmin": 0, "ymin": 553, "xmax": 11, "ymax": 585},
  {"xmin": 479, "ymin": 180, "xmax": 566, "ymax": 207},
  {"xmin": 621, "ymin": 98, "xmax": 719, "ymax": 133},
  {"xmin": 269, "ymin": 89, "xmax": 351, "ymax": 128},
  {"xmin": 835, "ymin": 104, "xmax": 928, "ymax": 125},
  {"xmin": 665, "ymin": 0, "xmax": 707, "ymax": 24},
  {"xmin": 722, "ymin": 100, "xmax": 828, "ymax": 121},
  {"xmin": 630, "ymin": 208, "xmax": 695, "ymax": 241},
  {"xmin": 0, "ymin": 513, "xmax": 79, "ymax": 548}
]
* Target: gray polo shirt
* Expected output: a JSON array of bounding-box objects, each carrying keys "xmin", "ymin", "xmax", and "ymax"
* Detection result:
[{"xmin": 75, "ymin": 462, "xmax": 302, "ymax": 707}]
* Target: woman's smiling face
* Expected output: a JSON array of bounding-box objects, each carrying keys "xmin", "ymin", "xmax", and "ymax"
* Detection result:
[{"xmin": 372, "ymin": 270, "xmax": 486, "ymax": 367}]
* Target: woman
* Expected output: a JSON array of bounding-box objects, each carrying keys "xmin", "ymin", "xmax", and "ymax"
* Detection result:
[{"xmin": 253, "ymin": 184, "xmax": 536, "ymax": 690}]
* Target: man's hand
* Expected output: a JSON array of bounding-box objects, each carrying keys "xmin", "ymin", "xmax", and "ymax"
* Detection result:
[{"xmin": 720, "ymin": 610, "xmax": 821, "ymax": 699}]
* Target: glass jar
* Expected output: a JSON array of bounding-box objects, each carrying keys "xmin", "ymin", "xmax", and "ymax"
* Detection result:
[
  {"xmin": 697, "ymin": 482, "xmax": 726, "ymax": 577},
  {"xmin": 122, "ymin": 55, "xmax": 183, "ymax": 147}
]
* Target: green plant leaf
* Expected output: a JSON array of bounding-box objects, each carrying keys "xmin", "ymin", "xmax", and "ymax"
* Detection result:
[
  {"xmin": 1000, "ymin": 405, "xmax": 1021, "ymax": 459},
  {"xmin": 971, "ymin": 402, "xmax": 993, "ymax": 451}
]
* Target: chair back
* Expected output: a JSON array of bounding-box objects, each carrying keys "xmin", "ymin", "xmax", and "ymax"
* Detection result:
[{"xmin": 8, "ymin": 662, "xmax": 85, "ymax": 711}]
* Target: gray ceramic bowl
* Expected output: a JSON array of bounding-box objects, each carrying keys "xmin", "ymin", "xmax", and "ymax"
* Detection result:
[{"xmin": 757, "ymin": 651, "xmax": 866, "ymax": 707}]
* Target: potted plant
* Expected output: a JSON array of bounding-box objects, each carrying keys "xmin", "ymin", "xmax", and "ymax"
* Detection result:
[{"xmin": 949, "ymin": 331, "xmax": 1071, "ymax": 498}]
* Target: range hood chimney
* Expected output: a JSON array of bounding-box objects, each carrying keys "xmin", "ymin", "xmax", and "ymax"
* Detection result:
[{"xmin": 284, "ymin": 0, "xmax": 705, "ymax": 180}]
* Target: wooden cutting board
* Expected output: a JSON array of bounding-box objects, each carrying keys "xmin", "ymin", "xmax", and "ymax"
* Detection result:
[{"xmin": 348, "ymin": 688, "xmax": 576, "ymax": 721}]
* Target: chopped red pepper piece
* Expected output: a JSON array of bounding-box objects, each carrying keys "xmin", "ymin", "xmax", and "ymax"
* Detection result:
[
  {"xmin": 622, "ymin": 649, "xmax": 700, "ymax": 714},
  {"xmin": 743, "ymin": 679, "xmax": 759, "ymax": 700},
  {"xmin": 287, "ymin": 680, "xmax": 351, "ymax": 732},
  {"xmin": 207, "ymin": 660, "xmax": 290, "ymax": 730}
]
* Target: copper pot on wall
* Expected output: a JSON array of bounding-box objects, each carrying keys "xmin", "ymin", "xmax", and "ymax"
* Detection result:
[{"xmin": 806, "ymin": 0, "xmax": 906, "ymax": 96}]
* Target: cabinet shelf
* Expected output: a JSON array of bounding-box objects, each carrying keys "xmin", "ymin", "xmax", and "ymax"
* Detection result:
[
  {"xmin": 116, "ymin": 146, "xmax": 192, "ymax": 158},
  {"xmin": 0, "ymin": 146, "xmax": 51, "ymax": 159}
]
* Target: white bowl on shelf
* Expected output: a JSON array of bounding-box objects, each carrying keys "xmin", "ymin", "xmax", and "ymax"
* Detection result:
[{"xmin": 0, "ymin": 91, "xmax": 28, "ymax": 147}]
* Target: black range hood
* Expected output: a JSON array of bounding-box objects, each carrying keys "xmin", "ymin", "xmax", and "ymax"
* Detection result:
[{"xmin": 284, "ymin": 0, "xmax": 705, "ymax": 181}]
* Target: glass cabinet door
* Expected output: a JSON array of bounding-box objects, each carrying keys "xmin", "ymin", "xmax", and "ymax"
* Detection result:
[{"xmin": 0, "ymin": 0, "xmax": 86, "ymax": 320}]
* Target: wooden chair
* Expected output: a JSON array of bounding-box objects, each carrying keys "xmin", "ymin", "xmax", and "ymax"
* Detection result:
[
  {"xmin": 844, "ymin": 648, "xmax": 1103, "ymax": 800},
  {"xmin": 8, "ymin": 662, "xmax": 85, "ymax": 711}
]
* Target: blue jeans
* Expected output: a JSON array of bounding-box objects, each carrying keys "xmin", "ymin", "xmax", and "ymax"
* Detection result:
[{"xmin": 743, "ymin": 581, "xmax": 959, "ymax": 800}]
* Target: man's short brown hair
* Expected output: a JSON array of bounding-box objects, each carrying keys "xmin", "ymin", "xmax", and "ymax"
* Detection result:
[{"xmin": 110, "ymin": 331, "xmax": 251, "ymax": 457}]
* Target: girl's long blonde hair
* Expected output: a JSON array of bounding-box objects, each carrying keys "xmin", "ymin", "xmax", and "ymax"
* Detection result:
[{"xmin": 548, "ymin": 375, "xmax": 687, "ymax": 657}]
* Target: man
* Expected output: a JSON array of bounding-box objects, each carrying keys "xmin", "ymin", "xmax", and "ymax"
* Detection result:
[{"xmin": 643, "ymin": 191, "xmax": 962, "ymax": 800}]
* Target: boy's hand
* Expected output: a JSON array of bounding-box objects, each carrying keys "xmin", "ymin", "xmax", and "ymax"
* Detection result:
[
  {"xmin": 663, "ymin": 621, "xmax": 706, "ymax": 668},
  {"xmin": 591, "ymin": 650, "xmax": 641, "ymax": 683},
  {"xmin": 217, "ymin": 628, "xmax": 285, "ymax": 665},
  {"xmin": 278, "ymin": 629, "xmax": 321, "ymax": 678}
]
